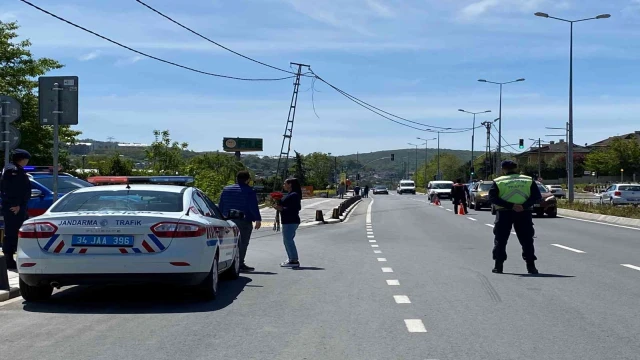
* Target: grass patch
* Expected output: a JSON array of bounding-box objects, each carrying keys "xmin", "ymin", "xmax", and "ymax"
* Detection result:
[{"xmin": 557, "ymin": 200, "xmax": 640, "ymax": 219}]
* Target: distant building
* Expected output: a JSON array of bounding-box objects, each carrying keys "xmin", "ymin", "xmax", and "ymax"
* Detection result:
[
  {"xmin": 588, "ymin": 131, "xmax": 640, "ymax": 150},
  {"xmin": 515, "ymin": 139, "xmax": 590, "ymax": 165}
]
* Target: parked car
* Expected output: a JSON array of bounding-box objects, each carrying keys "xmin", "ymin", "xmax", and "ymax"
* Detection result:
[
  {"xmin": 373, "ymin": 185, "xmax": 388, "ymax": 195},
  {"xmin": 491, "ymin": 182, "xmax": 557, "ymax": 217},
  {"xmin": 546, "ymin": 184, "xmax": 566, "ymax": 198},
  {"xmin": 599, "ymin": 184, "xmax": 640, "ymax": 206},
  {"xmin": 469, "ymin": 181, "xmax": 493, "ymax": 210}
]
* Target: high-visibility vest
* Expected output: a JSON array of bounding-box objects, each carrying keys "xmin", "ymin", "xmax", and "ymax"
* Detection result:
[{"xmin": 494, "ymin": 174, "xmax": 532, "ymax": 209}]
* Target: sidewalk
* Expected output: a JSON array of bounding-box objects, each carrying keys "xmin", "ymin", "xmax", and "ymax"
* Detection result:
[{"xmin": 259, "ymin": 197, "xmax": 350, "ymax": 226}]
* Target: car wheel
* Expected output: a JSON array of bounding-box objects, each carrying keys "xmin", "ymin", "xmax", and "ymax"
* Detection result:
[
  {"xmin": 610, "ymin": 198, "xmax": 615, "ymax": 206},
  {"xmin": 222, "ymin": 246, "xmax": 240, "ymax": 281},
  {"xmin": 547, "ymin": 208, "xmax": 557, "ymax": 218},
  {"xmin": 200, "ymin": 254, "xmax": 219, "ymax": 300},
  {"xmin": 19, "ymin": 278, "xmax": 53, "ymax": 302},
  {"xmin": 473, "ymin": 202, "xmax": 480, "ymax": 210}
]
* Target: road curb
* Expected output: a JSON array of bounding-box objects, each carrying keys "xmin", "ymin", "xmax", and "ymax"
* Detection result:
[
  {"xmin": 0, "ymin": 287, "xmax": 20, "ymax": 303},
  {"xmin": 293, "ymin": 199, "xmax": 363, "ymax": 228},
  {"xmin": 339, "ymin": 199, "xmax": 362, "ymax": 222},
  {"xmin": 558, "ymin": 208, "xmax": 640, "ymax": 228}
]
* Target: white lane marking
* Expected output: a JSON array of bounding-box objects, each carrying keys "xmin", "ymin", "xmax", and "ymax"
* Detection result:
[
  {"xmin": 366, "ymin": 199, "xmax": 374, "ymax": 223},
  {"xmin": 485, "ymin": 224, "xmax": 495, "ymax": 228},
  {"xmin": 511, "ymin": 231, "xmax": 516, "ymax": 235},
  {"xmin": 387, "ymin": 280, "xmax": 400, "ymax": 285},
  {"xmin": 439, "ymin": 206, "xmax": 444, "ymax": 208},
  {"xmin": 560, "ymin": 216, "xmax": 640, "ymax": 231},
  {"xmin": 371, "ymin": 244, "xmax": 379, "ymax": 248},
  {"xmin": 367, "ymin": 235, "xmax": 375, "ymax": 238},
  {"xmin": 404, "ymin": 319, "xmax": 427, "ymax": 333},
  {"xmin": 367, "ymin": 231, "xmax": 374, "ymax": 235},
  {"xmin": 394, "ymin": 295, "xmax": 411, "ymax": 304},
  {"xmin": 301, "ymin": 199, "xmax": 332, "ymax": 210},
  {"xmin": 369, "ymin": 240, "xmax": 377, "ymax": 243},
  {"xmin": 621, "ymin": 264, "xmax": 640, "ymax": 272},
  {"xmin": 467, "ymin": 217, "xmax": 477, "ymax": 221},
  {"xmin": 446, "ymin": 209, "xmax": 453, "ymax": 212},
  {"xmin": 551, "ymin": 244, "xmax": 586, "ymax": 253},
  {"xmin": 0, "ymin": 296, "xmax": 23, "ymax": 307},
  {"xmin": 377, "ymin": 258, "xmax": 387, "ymax": 262},
  {"xmin": 374, "ymin": 250, "xmax": 382, "ymax": 254},
  {"xmin": 381, "ymin": 267, "xmax": 393, "ymax": 272}
]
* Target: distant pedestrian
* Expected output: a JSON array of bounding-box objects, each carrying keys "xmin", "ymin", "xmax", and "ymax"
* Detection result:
[
  {"xmin": 338, "ymin": 182, "xmax": 346, "ymax": 199},
  {"xmin": 218, "ymin": 170, "xmax": 262, "ymax": 273},
  {"xmin": 354, "ymin": 186, "xmax": 360, "ymax": 197},
  {"xmin": 1, "ymin": 149, "xmax": 32, "ymax": 270},
  {"xmin": 363, "ymin": 185, "xmax": 370, "ymax": 198},
  {"xmin": 451, "ymin": 178, "xmax": 469, "ymax": 214},
  {"xmin": 273, "ymin": 178, "xmax": 302, "ymax": 268},
  {"xmin": 488, "ymin": 160, "xmax": 542, "ymax": 274}
]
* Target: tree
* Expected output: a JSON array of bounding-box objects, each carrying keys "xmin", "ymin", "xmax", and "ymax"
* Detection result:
[
  {"xmin": 98, "ymin": 153, "xmax": 133, "ymax": 176},
  {"xmin": 415, "ymin": 153, "xmax": 464, "ymax": 186},
  {"xmin": 184, "ymin": 153, "xmax": 246, "ymax": 201},
  {"xmin": 304, "ymin": 152, "xmax": 333, "ymax": 189},
  {"xmin": 585, "ymin": 139, "xmax": 640, "ymax": 176},
  {"xmin": 145, "ymin": 130, "xmax": 188, "ymax": 174},
  {"xmin": 0, "ymin": 21, "xmax": 81, "ymax": 166},
  {"xmin": 290, "ymin": 151, "xmax": 306, "ymax": 185}
]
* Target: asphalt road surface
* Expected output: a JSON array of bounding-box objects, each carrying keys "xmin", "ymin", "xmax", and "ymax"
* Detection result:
[{"xmin": 1, "ymin": 193, "xmax": 639, "ymax": 360}]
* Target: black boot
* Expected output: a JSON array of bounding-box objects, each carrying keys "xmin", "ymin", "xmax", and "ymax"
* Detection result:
[
  {"xmin": 492, "ymin": 260, "xmax": 503, "ymax": 274},
  {"xmin": 4, "ymin": 255, "xmax": 17, "ymax": 271},
  {"xmin": 526, "ymin": 260, "xmax": 538, "ymax": 274}
]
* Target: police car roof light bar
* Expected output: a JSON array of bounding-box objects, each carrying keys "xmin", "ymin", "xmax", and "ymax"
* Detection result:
[{"xmin": 87, "ymin": 176, "xmax": 194, "ymax": 186}]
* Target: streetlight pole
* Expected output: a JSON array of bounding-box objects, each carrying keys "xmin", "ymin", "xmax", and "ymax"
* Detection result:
[
  {"xmin": 535, "ymin": 11, "xmax": 610, "ymax": 203},
  {"xmin": 408, "ymin": 143, "xmax": 419, "ymax": 180},
  {"xmin": 417, "ymin": 137, "xmax": 436, "ymax": 186},
  {"xmin": 478, "ymin": 78, "xmax": 525, "ymax": 176},
  {"xmin": 459, "ymin": 109, "xmax": 491, "ymax": 181}
]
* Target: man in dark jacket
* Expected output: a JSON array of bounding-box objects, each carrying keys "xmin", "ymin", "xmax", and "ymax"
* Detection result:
[
  {"xmin": 218, "ymin": 171, "xmax": 262, "ymax": 272},
  {"xmin": 451, "ymin": 178, "xmax": 469, "ymax": 214},
  {"xmin": 1, "ymin": 149, "xmax": 32, "ymax": 270},
  {"xmin": 488, "ymin": 160, "xmax": 542, "ymax": 274}
]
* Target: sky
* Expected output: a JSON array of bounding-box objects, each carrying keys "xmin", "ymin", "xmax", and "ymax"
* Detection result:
[{"xmin": 2, "ymin": 0, "xmax": 640, "ymax": 156}]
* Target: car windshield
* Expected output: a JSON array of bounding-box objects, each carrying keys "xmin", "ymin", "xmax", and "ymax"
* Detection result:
[
  {"xmin": 49, "ymin": 190, "xmax": 184, "ymax": 212},
  {"xmin": 375, "ymin": 186, "xmax": 386, "ymax": 189},
  {"xmin": 33, "ymin": 176, "xmax": 93, "ymax": 193},
  {"xmin": 477, "ymin": 183, "xmax": 492, "ymax": 191},
  {"xmin": 400, "ymin": 182, "xmax": 414, "ymax": 187},
  {"xmin": 431, "ymin": 183, "xmax": 452, "ymax": 189},
  {"xmin": 619, "ymin": 185, "xmax": 640, "ymax": 191},
  {"xmin": 538, "ymin": 184, "xmax": 548, "ymax": 193}
]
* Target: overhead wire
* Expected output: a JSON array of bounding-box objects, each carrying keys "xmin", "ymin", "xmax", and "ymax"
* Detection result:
[
  {"xmin": 19, "ymin": 0, "xmax": 296, "ymax": 81},
  {"xmin": 135, "ymin": 0, "xmax": 309, "ymax": 77},
  {"xmin": 491, "ymin": 123, "xmax": 522, "ymax": 153}
]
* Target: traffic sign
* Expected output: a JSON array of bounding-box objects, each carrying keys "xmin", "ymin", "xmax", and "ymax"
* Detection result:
[
  {"xmin": 39, "ymin": 76, "xmax": 79, "ymax": 125},
  {"xmin": 223, "ymin": 137, "xmax": 263, "ymax": 152},
  {"xmin": 4, "ymin": 125, "xmax": 21, "ymax": 150},
  {"xmin": 0, "ymin": 95, "xmax": 22, "ymax": 123}
]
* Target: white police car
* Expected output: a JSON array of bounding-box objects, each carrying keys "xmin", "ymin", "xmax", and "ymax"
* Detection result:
[{"xmin": 17, "ymin": 176, "xmax": 243, "ymax": 302}]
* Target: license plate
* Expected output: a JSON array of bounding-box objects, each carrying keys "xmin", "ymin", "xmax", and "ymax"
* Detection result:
[{"xmin": 72, "ymin": 235, "xmax": 135, "ymax": 247}]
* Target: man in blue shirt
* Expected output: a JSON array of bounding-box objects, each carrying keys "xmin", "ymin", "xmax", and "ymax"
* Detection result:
[{"xmin": 218, "ymin": 171, "xmax": 262, "ymax": 272}]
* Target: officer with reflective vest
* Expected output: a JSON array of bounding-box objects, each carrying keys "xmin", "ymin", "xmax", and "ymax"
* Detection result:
[
  {"xmin": 488, "ymin": 160, "xmax": 542, "ymax": 274},
  {"xmin": 1, "ymin": 149, "xmax": 32, "ymax": 270}
]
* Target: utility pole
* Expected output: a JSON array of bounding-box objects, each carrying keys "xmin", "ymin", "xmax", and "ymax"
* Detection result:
[
  {"xmin": 529, "ymin": 138, "xmax": 543, "ymax": 179},
  {"xmin": 274, "ymin": 62, "xmax": 309, "ymax": 190},
  {"xmin": 481, "ymin": 121, "xmax": 493, "ymax": 179}
]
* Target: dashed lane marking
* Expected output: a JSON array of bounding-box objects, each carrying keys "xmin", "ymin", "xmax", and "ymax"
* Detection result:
[
  {"xmin": 387, "ymin": 280, "xmax": 400, "ymax": 286},
  {"xmin": 381, "ymin": 267, "xmax": 393, "ymax": 272},
  {"xmin": 374, "ymin": 250, "xmax": 382, "ymax": 254},
  {"xmin": 485, "ymin": 224, "xmax": 495, "ymax": 228},
  {"xmin": 404, "ymin": 319, "xmax": 427, "ymax": 333},
  {"xmin": 467, "ymin": 217, "xmax": 477, "ymax": 221},
  {"xmin": 367, "ymin": 235, "xmax": 375, "ymax": 238},
  {"xmin": 377, "ymin": 258, "xmax": 387, "ymax": 262},
  {"xmin": 394, "ymin": 295, "xmax": 411, "ymax": 304},
  {"xmin": 369, "ymin": 240, "xmax": 376, "ymax": 243},
  {"xmin": 551, "ymin": 244, "xmax": 586, "ymax": 253},
  {"xmin": 367, "ymin": 231, "xmax": 374, "ymax": 235},
  {"xmin": 371, "ymin": 244, "xmax": 379, "ymax": 248},
  {"xmin": 621, "ymin": 264, "xmax": 640, "ymax": 272},
  {"xmin": 446, "ymin": 209, "xmax": 453, "ymax": 212},
  {"xmin": 439, "ymin": 206, "xmax": 444, "ymax": 208}
]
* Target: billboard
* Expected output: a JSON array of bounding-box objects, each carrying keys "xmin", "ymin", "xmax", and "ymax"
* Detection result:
[{"xmin": 223, "ymin": 137, "xmax": 263, "ymax": 152}]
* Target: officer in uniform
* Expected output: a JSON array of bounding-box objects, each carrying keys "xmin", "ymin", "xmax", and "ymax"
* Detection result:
[
  {"xmin": 1, "ymin": 149, "xmax": 32, "ymax": 270},
  {"xmin": 488, "ymin": 160, "xmax": 542, "ymax": 274}
]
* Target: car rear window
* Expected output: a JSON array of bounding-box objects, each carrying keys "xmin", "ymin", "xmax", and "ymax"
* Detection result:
[
  {"xmin": 49, "ymin": 190, "xmax": 184, "ymax": 212},
  {"xmin": 619, "ymin": 185, "xmax": 640, "ymax": 191},
  {"xmin": 34, "ymin": 176, "xmax": 93, "ymax": 193}
]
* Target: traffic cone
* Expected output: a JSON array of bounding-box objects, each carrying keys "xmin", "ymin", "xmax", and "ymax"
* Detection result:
[
  {"xmin": 458, "ymin": 205, "xmax": 466, "ymax": 215},
  {"xmin": 434, "ymin": 195, "xmax": 440, "ymax": 206}
]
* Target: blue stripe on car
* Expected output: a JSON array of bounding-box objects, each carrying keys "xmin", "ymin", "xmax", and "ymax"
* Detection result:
[
  {"xmin": 43, "ymin": 234, "xmax": 60, "ymax": 251},
  {"xmin": 148, "ymin": 234, "xmax": 166, "ymax": 250}
]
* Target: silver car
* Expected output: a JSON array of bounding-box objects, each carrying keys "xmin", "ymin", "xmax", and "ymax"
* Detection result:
[{"xmin": 599, "ymin": 184, "xmax": 640, "ymax": 206}]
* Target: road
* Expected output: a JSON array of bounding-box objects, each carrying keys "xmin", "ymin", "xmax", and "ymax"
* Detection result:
[
  {"xmin": 1, "ymin": 193, "xmax": 639, "ymax": 359},
  {"xmin": 259, "ymin": 197, "xmax": 346, "ymax": 226}
]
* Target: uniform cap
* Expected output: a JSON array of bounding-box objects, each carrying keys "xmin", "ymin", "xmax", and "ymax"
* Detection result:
[
  {"xmin": 12, "ymin": 149, "xmax": 31, "ymax": 160},
  {"xmin": 501, "ymin": 160, "xmax": 517, "ymax": 169}
]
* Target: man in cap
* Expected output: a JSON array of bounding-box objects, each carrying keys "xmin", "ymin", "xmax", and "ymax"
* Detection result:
[
  {"xmin": 488, "ymin": 160, "xmax": 542, "ymax": 274},
  {"xmin": 1, "ymin": 149, "xmax": 32, "ymax": 270}
]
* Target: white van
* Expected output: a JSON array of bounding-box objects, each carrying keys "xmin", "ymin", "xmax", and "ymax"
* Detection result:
[
  {"xmin": 396, "ymin": 180, "xmax": 416, "ymax": 195},
  {"xmin": 427, "ymin": 180, "xmax": 454, "ymax": 201}
]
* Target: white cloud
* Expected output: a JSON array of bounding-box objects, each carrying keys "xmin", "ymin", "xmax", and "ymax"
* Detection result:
[
  {"xmin": 457, "ymin": 0, "xmax": 556, "ymax": 20},
  {"xmin": 114, "ymin": 56, "xmax": 143, "ymax": 66},
  {"xmin": 78, "ymin": 50, "xmax": 101, "ymax": 61}
]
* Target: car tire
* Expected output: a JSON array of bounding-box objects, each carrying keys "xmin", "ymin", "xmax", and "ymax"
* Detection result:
[
  {"xmin": 547, "ymin": 208, "xmax": 557, "ymax": 218},
  {"xmin": 200, "ymin": 254, "xmax": 219, "ymax": 300},
  {"xmin": 19, "ymin": 278, "xmax": 53, "ymax": 302},
  {"xmin": 473, "ymin": 202, "xmax": 481, "ymax": 210},
  {"xmin": 222, "ymin": 246, "xmax": 240, "ymax": 281}
]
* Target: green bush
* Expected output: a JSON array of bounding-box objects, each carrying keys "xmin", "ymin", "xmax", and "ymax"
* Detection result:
[{"xmin": 557, "ymin": 200, "xmax": 640, "ymax": 219}]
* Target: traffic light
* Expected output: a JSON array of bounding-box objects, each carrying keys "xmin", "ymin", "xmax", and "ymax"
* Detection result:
[
  {"xmin": 390, "ymin": 153, "xmax": 395, "ymax": 161},
  {"xmin": 518, "ymin": 139, "xmax": 524, "ymax": 149},
  {"xmin": 356, "ymin": 173, "xmax": 360, "ymax": 180}
]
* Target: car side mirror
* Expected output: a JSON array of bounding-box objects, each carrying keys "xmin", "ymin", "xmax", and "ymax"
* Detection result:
[
  {"xmin": 227, "ymin": 209, "xmax": 245, "ymax": 220},
  {"xmin": 31, "ymin": 189, "xmax": 43, "ymax": 198}
]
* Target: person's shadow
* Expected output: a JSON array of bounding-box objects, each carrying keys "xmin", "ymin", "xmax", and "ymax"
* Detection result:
[
  {"xmin": 503, "ymin": 273, "xmax": 575, "ymax": 278},
  {"xmin": 21, "ymin": 276, "xmax": 252, "ymax": 314}
]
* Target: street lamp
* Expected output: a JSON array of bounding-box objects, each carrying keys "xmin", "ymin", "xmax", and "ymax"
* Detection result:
[
  {"xmin": 534, "ymin": 11, "xmax": 610, "ymax": 202},
  {"xmin": 478, "ymin": 78, "xmax": 525, "ymax": 175},
  {"xmin": 529, "ymin": 137, "xmax": 550, "ymax": 179},
  {"xmin": 417, "ymin": 137, "xmax": 436, "ymax": 187},
  {"xmin": 408, "ymin": 143, "xmax": 419, "ymax": 179},
  {"xmin": 425, "ymin": 128, "xmax": 451, "ymax": 180},
  {"xmin": 459, "ymin": 109, "xmax": 491, "ymax": 181}
]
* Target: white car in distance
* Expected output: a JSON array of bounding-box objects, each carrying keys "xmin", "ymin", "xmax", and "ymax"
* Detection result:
[
  {"xmin": 546, "ymin": 184, "xmax": 566, "ymax": 198},
  {"xmin": 17, "ymin": 176, "xmax": 243, "ymax": 302}
]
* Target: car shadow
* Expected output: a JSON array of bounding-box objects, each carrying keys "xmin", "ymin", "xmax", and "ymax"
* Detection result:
[
  {"xmin": 502, "ymin": 272, "xmax": 575, "ymax": 278},
  {"xmin": 293, "ymin": 266, "xmax": 325, "ymax": 271},
  {"xmin": 21, "ymin": 276, "xmax": 252, "ymax": 314},
  {"xmin": 245, "ymin": 271, "xmax": 278, "ymax": 275}
]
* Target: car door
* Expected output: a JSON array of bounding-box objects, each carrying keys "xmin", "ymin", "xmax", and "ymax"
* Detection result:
[{"xmin": 192, "ymin": 191, "xmax": 234, "ymax": 268}]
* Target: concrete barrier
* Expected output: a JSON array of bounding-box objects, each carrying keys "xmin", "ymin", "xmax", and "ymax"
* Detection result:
[
  {"xmin": 0, "ymin": 255, "xmax": 9, "ymax": 291},
  {"xmin": 315, "ymin": 209, "xmax": 324, "ymax": 222}
]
